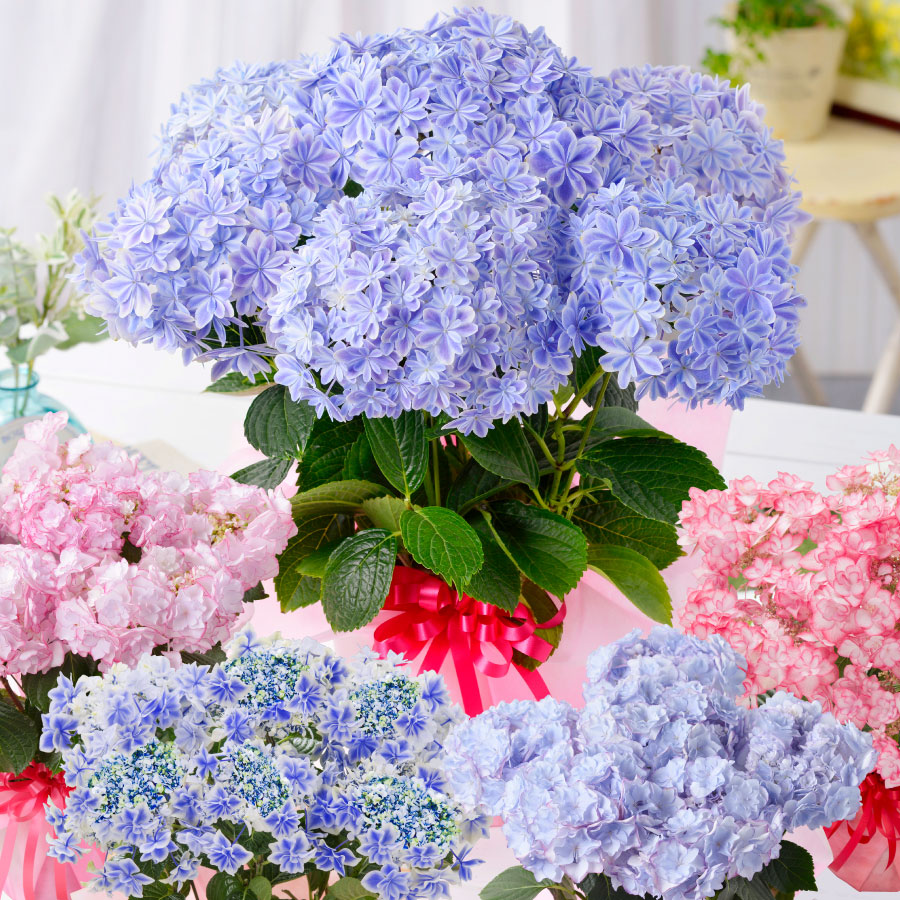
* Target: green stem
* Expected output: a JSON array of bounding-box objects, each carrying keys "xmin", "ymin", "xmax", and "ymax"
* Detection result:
[
  {"xmin": 1, "ymin": 677, "xmax": 23, "ymax": 712},
  {"xmin": 562, "ymin": 362, "xmax": 608, "ymax": 418},
  {"xmin": 558, "ymin": 372, "xmax": 612, "ymax": 516},
  {"xmin": 478, "ymin": 508, "xmax": 521, "ymax": 569},
  {"xmin": 529, "ymin": 486, "xmax": 551, "ymax": 510},
  {"xmin": 431, "ymin": 438, "xmax": 441, "ymax": 507},
  {"xmin": 522, "ymin": 420, "xmax": 557, "ymax": 468}
]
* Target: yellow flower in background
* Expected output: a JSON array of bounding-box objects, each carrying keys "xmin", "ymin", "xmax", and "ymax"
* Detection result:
[{"xmin": 842, "ymin": 0, "xmax": 900, "ymax": 84}]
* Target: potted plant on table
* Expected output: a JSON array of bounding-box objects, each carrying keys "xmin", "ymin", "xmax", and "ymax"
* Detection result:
[
  {"xmin": 74, "ymin": 9, "xmax": 808, "ymax": 713},
  {"xmin": 0, "ymin": 192, "xmax": 105, "ymax": 445},
  {"xmin": 704, "ymin": 0, "xmax": 849, "ymax": 140},
  {"xmin": 445, "ymin": 626, "xmax": 877, "ymax": 900}
]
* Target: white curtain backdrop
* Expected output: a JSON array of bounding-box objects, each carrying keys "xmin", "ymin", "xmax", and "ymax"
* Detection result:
[{"xmin": 1, "ymin": 0, "xmax": 897, "ymax": 377}]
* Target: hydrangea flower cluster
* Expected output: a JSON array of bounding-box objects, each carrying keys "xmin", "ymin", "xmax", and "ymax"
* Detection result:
[
  {"xmin": 44, "ymin": 633, "xmax": 485, "ymax": 899},
  {"xmin": 678, "ymin": 447, "xmax": 900, "ymax": 788},
  {"xmin": 75, "ymin": 9, "xmax": 806, "ymax": 433},
  {"xmin": 443, "ymin": 627, "xmax": 875, "ymax": 900},
  {"xmin": 0, "ymin": 413, "xmax": 295, "ymax": 673}
]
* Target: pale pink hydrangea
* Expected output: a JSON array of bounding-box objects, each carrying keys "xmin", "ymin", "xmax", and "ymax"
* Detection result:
[
  {"xmin": 0, "ymin": 413, "xmax": 296, "ymax": 675},
  {"xmin": 679, "ymin": 448, "xmax": 900, "ymax": 787}
]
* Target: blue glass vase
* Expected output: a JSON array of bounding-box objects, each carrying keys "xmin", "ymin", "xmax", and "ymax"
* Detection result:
[{"xmin": 0, "ymin": 365, "xmax": 85, "ymax": 462}]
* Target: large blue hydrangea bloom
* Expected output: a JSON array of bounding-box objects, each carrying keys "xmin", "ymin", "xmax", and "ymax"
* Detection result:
[
  {"xmin": 443, "ymin": 626, "xmax": 876, "ymax": 900},
  {"xmin": 76, "ymin": 9, "xmax": 807, "ymax": 432}
]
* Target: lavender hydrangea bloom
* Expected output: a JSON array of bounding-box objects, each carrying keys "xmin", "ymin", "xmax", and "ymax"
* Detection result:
[
  {"xmin": 443, "ymin": 627, "xmax": 876, "ymax": 900},
  {"xmin": 45, "ymin": 636, "xmax": 485, "ymax": 898},
  {"xmin": 75, "ymin": 9, "xmax": 807, "ymax": 429}
]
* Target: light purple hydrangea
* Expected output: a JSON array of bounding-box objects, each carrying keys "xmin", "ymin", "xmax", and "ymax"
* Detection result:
[
  {"xmin": 76, "ymin": 9, "xmax": 807, "ymax": 431},
  {"xmin": 442, "ymin": 626, "xmax": 876, "ymax": 900}
]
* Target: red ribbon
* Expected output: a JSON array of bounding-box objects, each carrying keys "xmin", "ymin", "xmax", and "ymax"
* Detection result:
[
  {"xmin": 372, "ymin": 566, "xmax": 566, "ymax": 716},
  {"xmin": 0, "ymin": 762, "xmax": 72, "ymax": 900},
  {"xmin": 826, "ymin": 772, "xmax": 900, "ymax": 874}
]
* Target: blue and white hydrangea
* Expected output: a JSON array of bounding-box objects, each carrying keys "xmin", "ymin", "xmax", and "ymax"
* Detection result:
[
  {"xmin": 75, "ymin": 9, "xmax": 807, "ymax": 432},
  {"xmin": 443, "ymin": 626, "xmax": 876, "ymax": 900},
  {"xmin": 45, "ymin": 634, "xmax": 484, "ymax": 899}
]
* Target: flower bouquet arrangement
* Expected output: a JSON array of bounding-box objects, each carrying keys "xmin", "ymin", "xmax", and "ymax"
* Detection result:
[
  {"xmin": 0, "ymin": 413, "xmax": 295, "ymax": 900},
  {"xmin": 74, "ymin": 10, "xmax": 808, "ymax": 707},
  {"xmin": 0, "ymin": 191, "xmax": 104, "ymax": 427},
  {"xmin": 44, "ymin": 632, "xmax": 485, "ymax": 899},
  {"xmin": 678, "ymin": 449, "xmax": 900, "ymax": 889},
  {"xmin": 443, "ymin": 626, "xmax": 876, "ymax": 900}
]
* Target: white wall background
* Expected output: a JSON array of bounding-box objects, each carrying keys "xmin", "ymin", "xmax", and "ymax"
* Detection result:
[{"xmin": 1, "ymin": 0, "xmax": 898, "ymax": 376}]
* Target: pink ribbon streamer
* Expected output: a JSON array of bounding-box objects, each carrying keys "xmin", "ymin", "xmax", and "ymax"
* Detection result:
[
  {"xmin": 825, "ymin": 772, "xmax": 900, "ymax": 890},
  {"xmin": 0, "ymin": 762, "xmax": 72, "ymax": 900},
  {"xmin": 373, "ymin": 566, "xmax": 566, "ymax": 716}
]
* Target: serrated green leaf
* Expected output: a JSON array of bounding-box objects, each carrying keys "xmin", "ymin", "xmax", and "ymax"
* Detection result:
[
  {"xmin": 727, "ymin": 875, "xmax": 776, "ymax": 900},
  {"xmin": 243, "ymin": 385, "xmax": 316, "ymax": 459},
  {"xmin": 445, "ymin": 458, "xmax": 508, "ymax": 513},
  {"xmin": 343, "ymin": 432, "xmax": 389, "ymax": 487},
  {"xmin": 231, "ymin": 456, "xmax": 292, "ymax": 489},
  {"xmin": 460, "ymin": 420, "xmax": 539, "ymax": 489},
  {"xmin": 0, "ymin": 701, "xmax": 38, "ymax": 774},
  {"xmin": 463, "ymin": 519, "xmax": 521, "ymax": 612},
  {"xmin": 327, "ymin": 877, "xmax": 376, "ymax": 900},
  {"xmin": 205, "ymin": 371, "xmax": 270, "ymax": 393},
  {"xmin": 572, "ymin": 496, "xmax": 682, "ymax": 570},
  {"xmin": 294, "ymin": 540, "xmax": 344, "ymax": 578},
  {"xmin": 298, "ymin": 418, "xmax": 365, "ymax": 489},
  {"xmin": 489, "ymin": 501, "xmax": 587, "ymax": 597},
  {"xmin": 400, "ymin": 507, "xmax": 483, "ymax": 588},
  {"xmin": 364, "ymin": 411, "xmax": 428, "ymax": 497},
  {"xmin": 243, "ymin": 582, "xmax": 266, "ymax": 603},
  {"xmin": 275, "ymin": 511, "xmax": 354, "ymax": 607},
  {"xmin": 290, "ymin": 480, "xmax": 385, "ymax": 518},
  {"xmin": 22, "ymin": 668, "xmax": 61, "ymax": 713},
  {"xmin": 587, "ymin": 544, "xmax": 672, "ymax": 623},
  {"xmin": 361, "ymin": 496, "xmax": 408, "ymax": 533},
  {"xmin": 249, "ymin": 875, "xmax": 273, "ymax": 900},
  {"xmin": 759, "ymin": 841, "xmax": 817, "ymax": 894},
  {"xmin": 206, "ymin": 871, "xmax": 244, "ymax": 900},
  {"xmin": 480, "ymin": 866, "xmax": 556, "ymax": 900},
  {"xmin": 322, "ymin": 530, "xmax": 397, "ymax": 631},
  {"xmin": 280, "ymin": 575, "xmax": 322, "ymax": 612},
  {"xmin": 578, "ymin": 437, "xmax": 726, "ymax": 525},
  {"xmin": 588, "ymin": 407, "xmax": 663, "ymax": 443},
  {"xmin": 581, "ymin": 872, "xmax": 647, "ymax": 900},
  {"xmin": 180, "ymin": 643, "xmax": 226, "ymax": 667}
]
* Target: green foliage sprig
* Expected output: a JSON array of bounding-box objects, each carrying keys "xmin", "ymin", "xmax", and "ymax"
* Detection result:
[{"xmin": 0, "ymin": 191, "xmax": 105, "ymax": 381}]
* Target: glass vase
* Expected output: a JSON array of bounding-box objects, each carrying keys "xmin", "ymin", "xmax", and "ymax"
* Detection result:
[{"xmin": 0, "ymin": 364, "xmax": 85, "ymax": 463}]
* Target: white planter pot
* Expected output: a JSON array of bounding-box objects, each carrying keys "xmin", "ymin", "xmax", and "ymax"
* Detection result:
[{"xmin": 732, "ymin": 24, "xmax": 847, "ymax": 140}]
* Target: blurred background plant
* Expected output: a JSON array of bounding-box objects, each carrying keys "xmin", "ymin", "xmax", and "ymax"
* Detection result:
[
  {"xmin": 704, "ymin": 0, "xmax": 843, "ymax": 80},
  {"xmin": 0, "ymin": 191, "xmax": 104, "ymax": 393},
  {"xmin": 843, "ymin": 0, "xmax": 900, "ymax": 85}
]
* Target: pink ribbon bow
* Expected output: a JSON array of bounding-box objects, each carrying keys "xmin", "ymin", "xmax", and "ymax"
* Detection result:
[
  {"xmin": 825, "ymin": 772, "xmax": 900, "ymax": 889},
  {"xmin": 0, "ymin": 761, "xmax": 72, "ymax": 900},
  {"xmin": 372, "ymin": 566, "xmax": 566, "ymax": 716}
]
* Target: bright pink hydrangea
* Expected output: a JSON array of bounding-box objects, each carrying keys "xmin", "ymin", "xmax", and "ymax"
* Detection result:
[
  {"xmin": 679, "ymin": 447, "xmax": 900, "ymax": 787},
  {"xmin": 0, "ymin": 413, "xmax": 296, "ymax": 674}
]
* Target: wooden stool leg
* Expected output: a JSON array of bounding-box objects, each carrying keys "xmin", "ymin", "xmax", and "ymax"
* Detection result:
[
  {"xmin": 856, "ymin": 222, "xmax": 900, "ymax": 413},
  {"xmin": 790, "ymin": 346, "xmax": 829, "ymax": 406},
  {"xmin": 788, "ymin": 221, "xmax": 829, "ymax": 405}
]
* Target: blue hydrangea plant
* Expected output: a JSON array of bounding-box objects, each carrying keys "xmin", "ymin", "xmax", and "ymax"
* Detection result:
[
  {"xmin": 444, "ymin": 627, "xmax": 877, "ymax": 900},
  {"xmin": 74, "ymin": 8, "xmax": 809, "ymax": 643},
  {"xmin": 44, "ymin": 632, "xmax": 486, "ymax": 899}
]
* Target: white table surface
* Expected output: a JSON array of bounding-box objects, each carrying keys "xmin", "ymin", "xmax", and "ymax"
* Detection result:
[{"xmin": 19, "ymin": 340, "xmax": 900, "ymax": 900}]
